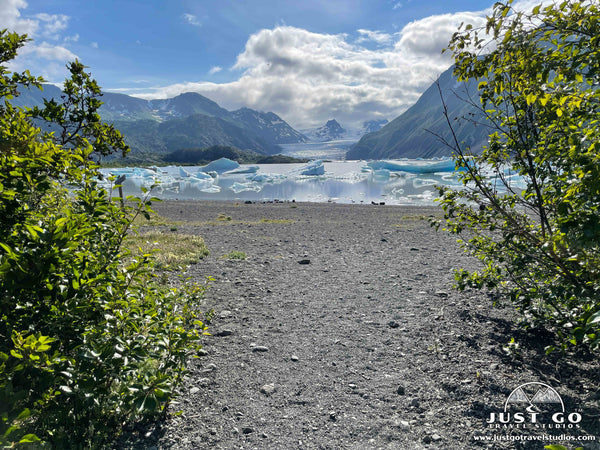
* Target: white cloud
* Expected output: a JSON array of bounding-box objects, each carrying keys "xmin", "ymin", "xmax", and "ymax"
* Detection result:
[
  {"xmin": 91, "ymin": 42, "xmax": 98, "ymax": 48},
  {"xmin": 183, "ymin": 13, "xmax": 201, "ymax": 27},
  {"xmin": 133, "ymin": 20, "xmax": 468, "ymax": 129},
  {"xmin": 208, "ymin": 66, "xmax": 222, "ymax": 75},
  {"xmin": 126, "ymin": 2, "xmax": 563, "ymax": 130},
  {"xmin": 2, "ymin": 0, "xmax": 78, "ymax": 82},
  {"xmin": 63, "ymin": 33, "xmax": 79, "ymax": 43},
  {"xmin": 34, "ymin": 13, "xmax": 69, "ymax": 39},
  {"xmin": 31, "ymin": 42, "xmax": 77, "ymax": 60},
  {"xmin": 356, "ymin": 29, "xmax": 394, "ymax": 45},
  {"xmin": 0, "ymin": 0, "xmax": 38, "ymax": 35}
]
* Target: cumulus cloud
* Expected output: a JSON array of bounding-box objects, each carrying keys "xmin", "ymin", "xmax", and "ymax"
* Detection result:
[
  {"xmin": 0, "ymin": 0, "xmax": 38, "ymax": 35},
  {"xmin": 2, "ymin": 0, "xmax": 78, "ymax": 82},
  {"xmin": 208, "ymin": 66, "xmax": 222, "ymax": 75},
  {"xmin": 34, "ymin": 13, "xmax": 69, "ymax": 39},
  {"xmin": 356, "ymin": 29, "xmax": 394, "ymax": 45},
  {"xmin": 127, "ymin": 1, "xmax": 563, "ymax": 130},
  {"xmin": 134, "ymin": 19, "xmax": 470, "ymax": 129}
]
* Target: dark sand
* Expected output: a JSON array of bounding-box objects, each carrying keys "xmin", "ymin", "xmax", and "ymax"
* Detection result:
[{"xmin": 122, "ymin": 201, "xmax": 600, "ymax": 449}]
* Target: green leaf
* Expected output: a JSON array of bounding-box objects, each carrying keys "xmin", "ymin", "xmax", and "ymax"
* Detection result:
[{"xmin": 19, "ymin": 434, "xmax": 41, "ymax": 443}]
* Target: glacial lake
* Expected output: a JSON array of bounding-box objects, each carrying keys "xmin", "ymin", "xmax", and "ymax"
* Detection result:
[{"xmin": 99, "ymin": 141, "xmax": 476, "ymax": 205}]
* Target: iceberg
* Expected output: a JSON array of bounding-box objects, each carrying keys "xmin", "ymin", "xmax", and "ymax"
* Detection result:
[
  {"xmin": 230, "ymin": 182, "xmax": 262, "ymax": 193},
  {"xmin": 200, "ymin": 185, "xmax": 221, "ymax": 193},
  {"xmin": 178, "ymin": 166, "xmax": 191, "ymax": 178},
  {"xmin": 190, "ymin": 171, "xmax": 213, "ymax": 181},
  {"xmin": 371, "ymin": 169, "xmax": 391, "ymax": 180},
  {"xmin": 298, "ymin": 160, "xmax": 325, "ymax": 176},
  {"xmin": 199, "ymin": 157, "xmax": 240, "ymax": 174},
  {"xmin": 367, "ymin": 159, "xmax": 457, "ymax": 174},
  {"xmin": 225, "ymin": 165, "xmax": 259, "ymax": 175},
  {"xmin": 246, "ymin": 173, "xmax": 287, "ymax": 183}
]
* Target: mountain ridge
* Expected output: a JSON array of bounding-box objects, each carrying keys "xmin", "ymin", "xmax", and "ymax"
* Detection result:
[
  {"xmin": 346, "ymin": 66, "xmax": 490, "ymax": 160},
  {"xmin": 14, "ymin": 84, "xmax": 307, "ymax": 157}
]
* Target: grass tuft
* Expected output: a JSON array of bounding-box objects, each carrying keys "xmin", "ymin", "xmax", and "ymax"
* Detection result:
[{"xmin": 126, "ymin": 232, "xmax": 209, "ymax": 269}]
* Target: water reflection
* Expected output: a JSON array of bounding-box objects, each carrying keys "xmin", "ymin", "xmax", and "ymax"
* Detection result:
[{"xmin": 102, "ymin": 161, "xmax": 465, "ymax": 205}]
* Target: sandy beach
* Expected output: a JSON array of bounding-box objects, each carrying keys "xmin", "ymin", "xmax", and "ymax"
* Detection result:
[{"xmin": 120, "ymin": 201, "xmax": 600, "ymax": 449}]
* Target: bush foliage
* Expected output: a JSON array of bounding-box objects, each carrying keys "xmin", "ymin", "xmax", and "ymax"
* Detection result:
[
  {"xmin": 436, "ymin": 1, "xmax": 600, "ymax": 351},
  {"xmin": 0, "ymin": 30, "xmax": 210, "ymax": 447}
]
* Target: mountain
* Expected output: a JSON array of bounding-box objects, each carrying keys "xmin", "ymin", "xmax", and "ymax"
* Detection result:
[
  {"xmin": 361, "ymin": 119, "xmax": 388, "ymax": 134},
  {"xmin": 346, "ymin": 66, "xmax": 490, "ymax": 160},
  {"xmin": 304, "ymin": 119, "xmax": 347, "ymax": 142},
  {"xmin": 230, "ymin": 108, "xmax": 309, "ymax": 144},
  {"xmin": 14, "ymin": 84, "xmax": 306, "ymax": 157}
]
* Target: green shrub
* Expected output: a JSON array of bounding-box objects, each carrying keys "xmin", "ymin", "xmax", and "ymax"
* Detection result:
[
  {"xmin": 0, "ymin": 30, "xmax": 210, "ymax": 447},
  {"xmin": 435, "ymin": 1, "xmax": 600, "ymax": 351}
]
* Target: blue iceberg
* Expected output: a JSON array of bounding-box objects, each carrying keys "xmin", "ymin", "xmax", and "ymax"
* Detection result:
[
  {"xmin": 230, "ymin": 182, "xmax": 262, "ymax": 193},
  {"xmin": 246, "ymin": 173, "xmax": 287, "ymax": 183},
  {"xmin": 296, "ymin": 160, "xmax": 325, "ymax": 176},
  {"xmin": 225, "ymin": 165, "xmax": 259, "ymax": 175},
  {"xmin": 199, "ymin": 157, "xmax": 240, "ymax": 174},
  {"xmin": 367, "ymin": 159, "xmax": 457, "ymax": 174}
]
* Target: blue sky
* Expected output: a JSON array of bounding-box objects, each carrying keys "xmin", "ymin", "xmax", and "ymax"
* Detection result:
[{"xmin": 3, "ymin": 0, "xmax": 544, "ymax": 128}]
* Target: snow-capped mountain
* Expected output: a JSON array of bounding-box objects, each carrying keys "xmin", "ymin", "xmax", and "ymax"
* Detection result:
[
  {"xmin": 303, "ymin": 119, "xmax": 347, "ymax": 142},
  {"xmin": 303, "ymin": 118, "xmax": 389, "ymax": 142},
  {"xmin": 14, "ymin": 85, "xmax": 308, "ymax": 156},
  {"xmin": 230, "ymin": 108, "xmax": 309, "ymax": 144}
]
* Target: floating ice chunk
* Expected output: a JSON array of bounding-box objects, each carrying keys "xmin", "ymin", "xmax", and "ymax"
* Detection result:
[
  {"xmin": 178, "ymin": 166, "xmax": 191, "ymax": 178},
  {"xmin": 201, "ymin": 185, "xmax": 221, "ymax": 193},
  {"xmin": 127, "ymin": 168, "xmax": 156, "ymax": 178},
  {"xmin": 298, "ymin": 160, "xmax": 325, "ymax": 176},
  {"xmin": 190, "ymin": 171, "xmax": 213, "ymax": 181},
  {"xmin": 230, "ymin": 182, "xmax": 262, "ymax": 193},
  {"xmin": 367, "ymin": 159, "xmax": 457, "ymax": 174},
  {"xmin": 224, "ymin": 165, "xmax": 259, "ymax": 175},
  {"xmin": 412, "ymin": 178, "xmax": 438, "ymax": 188},
  {"xmin": 186, "ymin": 177, "xmax": 214, "ymax": 190},
  {"xmin": 200, "ymin": 157, "xmax": 240, "ymax": 174},
  {"xmin": 371, "ymin": 169, "xmax": 390, "ymax": 180},
  {"xmin": 246, "ymin": 173, "xmax": 287, "ymax": 183}
]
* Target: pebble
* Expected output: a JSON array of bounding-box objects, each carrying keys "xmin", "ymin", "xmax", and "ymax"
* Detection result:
[
  {"xmin": 242, "ymin": 427, "xmax": 254, "ymax": 434},
  {"xmin": 329, "ymin": 411, "xmax": 337, "ymax": 422},
  {"xmin": 220, "ymin": 310, "xmax": 234, "ymax": 318},
  {"xmin": 435, "ymin": 291, "xmax": 449, "ymax": 298},
  {"xmin": 298, "ymin": 259, "xmax": 311, "ymax": 265},
  {"xmin": 388, "ymin": 321, "xmax": 400, "ymax": 328},
  {"xmin": 291, "ymin": 355, "xmax": 299, "ymax": 361},
  {"xmin": 260, "ymin": 383, "xmax": 276, "ymax": 395},
  {"xmin": 432, "ymin": 434, "xmax": 443, "ymax": 441},
  {"xmin": 190, "ymin": 387, "xmax": 201, "ymax": 395},
  {"xmin": 215, "ymin": 329, "xmax": 233, "ymax": 337},
  {"xmin": 397, "ymin": 385, "xmax": 406, "ymax": 395},
  {"xmin": 198, "ymin": 348, "xmax": 208, "ymax": 356},
  {"xmin": 252, "ymin": 346, "xmax": 269, "ymax": 353},
  {"xmin": 410, "ymin": 398, "xmax": 420, "ymax": 407},
  {"xmin": 197, "ymin": 378, "xmax": 211, "ymax": 387},
  {"xmin": 202, "ymin": 363, "xmax": 217, "ymax": 373}
]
